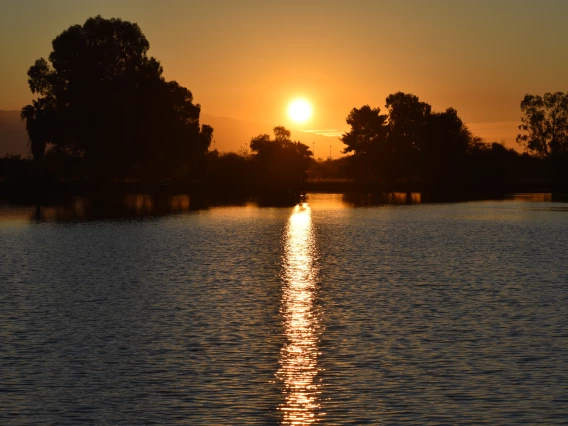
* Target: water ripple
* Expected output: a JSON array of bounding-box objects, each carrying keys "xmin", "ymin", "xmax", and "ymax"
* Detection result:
[{"xmin": 1, "ymin": 195, "xmax": 567, "ymax": 424}]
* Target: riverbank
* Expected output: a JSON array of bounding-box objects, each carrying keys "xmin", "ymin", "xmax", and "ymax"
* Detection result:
[{"xmin": 1, "ymin": 179, "xmax": 567, "ymax": 204}]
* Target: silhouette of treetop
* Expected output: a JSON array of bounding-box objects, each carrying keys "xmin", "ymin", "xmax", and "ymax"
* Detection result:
[
  {"xmin": 517, "ymin": 92, "xmax": 568, "ymax": 160},
  {"xmin": 22, "ymin": 16, "xmax": 212, "ymax": 179},
  {"xmin": 249, "ymin": 126, "xmax": 313, "ymax": 184},
  {"xmin": 341, "ymin": 92, "xmax": 471, "ymax": 182}
]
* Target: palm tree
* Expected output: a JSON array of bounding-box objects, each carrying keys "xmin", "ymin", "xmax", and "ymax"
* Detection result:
[{"xmin": 21, "ymin": 99, "xmax": 47, "ymax": 161}]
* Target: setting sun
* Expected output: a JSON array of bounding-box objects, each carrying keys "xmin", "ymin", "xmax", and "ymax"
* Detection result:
[{"xmin": 288, "ymin": 99, "xmax": 312, "ymax": 124}]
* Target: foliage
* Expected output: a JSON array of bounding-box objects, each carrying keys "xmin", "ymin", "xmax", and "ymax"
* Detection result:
[
  {"xmin": 205, "ymin": 149, "xmax": 252, "ymax": 185},
  {"xmin": 516, "ymin": 92, "xmax": 568, "ymax": 160},
  {"xmin": 0, "ymin": 156, "xmax": 35, "ymax": 182},
  {"xmin": 341, "ymin": 92, "xmax": 471, "ymax": 183},
  {"xmin": 385, "ymin": 92, "xmax": 431, "ymax": 178},
  {"xmin": 21, "ymin": 16, "xmax": 212, "ymax": 179},
  {"xmin": 341, "ymin": 105, "xmax": 388, "ymax": 179},
  {"xmin": 249, "ymin": 126, "xmax": 313, "ymax": 185},
  {"xmin": 341, "ymin": 105, "xmax": 388, "ymax": 156},
  {"xmin": 420, "ymin": 108, "xmax": 471, "ymax": 183},
  {"xmin": 20, "ymin": 98, "xmax": 58, "ymax": 161},
  {"xmin": 466, "ymin": 139, "xmax": 523, "ymax": 184},
  {"xmin": 203, "ymin": 128, "xmax": 313, "ymax": 187},
  {"xmin": 308, "ymin": 157, "xmax": 351, "ymax": 180}
]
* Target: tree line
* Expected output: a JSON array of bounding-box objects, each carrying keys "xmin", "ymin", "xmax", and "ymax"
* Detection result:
[
  {"xmin": 7, "ymin": 16, "xmax": 568, "ymax": 188},
  {"xmin": 335, "ymin": 91, "xmax": 567, "ymax": 186}
]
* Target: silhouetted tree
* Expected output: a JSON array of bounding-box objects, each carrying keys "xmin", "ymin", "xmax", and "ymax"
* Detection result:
[
  {"xmin": 21, "ymin": 15, "xmax": 212, "ymax": 179},
  {"xmin": 341, "ymin": 92, "xmax": 474, "ymax": 184},
  {"xmin": 249, "ymin": 126, "xmax": 313, "ymax": 185},
  {"xmin": 341, "ymin": 105, "xmax": 388, "ymax": 179},
  {"xmin": 20, "ymin": 98, "xmax": 59, "ymax": 161},
  {"xmin": 205, "ymin": 149, "xmax": 252, "ymax": 185},
  {"xmin": 421, "ymin": 107, "xmax": 470, "ymax": 183},
  {"xmin": 308, "ymin": 157, "xmax": 351, "ymax": 180},
  {"xmin": 385, "ymin": 92, "xmax": 431, "ymax": 180},
  {"xmin": 517, "ymin": 92, "xmax": 568, "ymax": 160},
  {"xmin": 464, "ymin": 138, "xmax": 547, "ymax": 186}
]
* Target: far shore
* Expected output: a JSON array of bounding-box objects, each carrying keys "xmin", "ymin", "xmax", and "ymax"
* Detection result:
[{"xmin": 1, "ymin": 179, "xmax": 567, "ymax": 205}]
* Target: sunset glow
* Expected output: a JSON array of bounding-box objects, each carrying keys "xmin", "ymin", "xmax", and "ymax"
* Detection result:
[
  {"xmin": 2, "ymin": 2, "xmax": 568, "ymax": 424},
  {"xmin": 1, "ymin": 2, "xmax": 568, "ymax": 158}
]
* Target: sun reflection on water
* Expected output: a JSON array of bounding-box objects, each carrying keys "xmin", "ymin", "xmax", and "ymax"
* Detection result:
[{"xmin": 278, "ymin": 202, "xmax": 321, "ymax": 424}]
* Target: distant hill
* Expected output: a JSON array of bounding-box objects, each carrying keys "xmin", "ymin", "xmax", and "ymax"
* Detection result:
[
  {"xmin": 200, "ymin": 113, "xmax": 346, "ymax": 160},
  {"xmin": 0, "ymin": 109, "xmax": 346, "ymax": 160},
  {"xmin": 0, "ymin": 110, "xmax": 30, "ymax": 158}
]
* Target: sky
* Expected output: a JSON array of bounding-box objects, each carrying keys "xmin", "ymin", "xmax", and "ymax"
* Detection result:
[{"xmin": 1, "ymin": 0, "xmax": 567, "ymax": 150}]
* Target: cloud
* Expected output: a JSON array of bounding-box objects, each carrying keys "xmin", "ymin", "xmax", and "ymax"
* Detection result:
[{"xmin": 302, "ymin": 129, "xmax": 344, "ymax": 137}]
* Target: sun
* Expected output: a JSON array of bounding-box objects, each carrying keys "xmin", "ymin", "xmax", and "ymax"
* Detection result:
[{"xmin": 288, "ymin": 99, "xmax": 312, "ymax": 124}]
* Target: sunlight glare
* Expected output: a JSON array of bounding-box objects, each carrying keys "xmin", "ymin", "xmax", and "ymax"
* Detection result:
[
  {"xmin": 288, "ymin": 99, "xmax": 313, "ymax": 124},
  {"xmin": 278, "ymin": 202, "xmax": 321, "ymax": 424}
]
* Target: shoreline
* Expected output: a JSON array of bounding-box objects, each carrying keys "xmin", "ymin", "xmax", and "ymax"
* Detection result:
[{"xmin": 1, "ymin": 180, "xmax": 567, "ymax": 205}]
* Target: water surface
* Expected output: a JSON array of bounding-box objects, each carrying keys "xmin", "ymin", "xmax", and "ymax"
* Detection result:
[{"xmin": 1, "ymin": 193, "xmax": 567, "ymax": 424}]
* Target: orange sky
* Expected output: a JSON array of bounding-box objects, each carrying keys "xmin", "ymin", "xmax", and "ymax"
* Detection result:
[{"xmin": 1, "ymin": 0, "xmax": 567, "ymax": 153}]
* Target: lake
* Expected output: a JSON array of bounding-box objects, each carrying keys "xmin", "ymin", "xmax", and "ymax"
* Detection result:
[{"xmin": 1, "ymin": 193, "xmax": 567, "ymax": 424}]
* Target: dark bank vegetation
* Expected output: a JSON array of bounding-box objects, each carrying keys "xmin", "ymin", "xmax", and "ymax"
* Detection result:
[
  {"xmin": 201, "ymin": 91, "xmax": 565, "ymax": 192},
  {"xmin": 334, "ymin": 91, "xmax": 566, "ymax": 188},
  {"xmin": 204, "ymin": 126, "xmax": 312, "ymax": 187},
  {"xmin": 3, "ymin": 15, "xmax": 567, "ymax": 196}
]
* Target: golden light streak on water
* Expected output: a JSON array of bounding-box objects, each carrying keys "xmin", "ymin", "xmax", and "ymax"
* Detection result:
[{"xmin": 278, "ymin": 203, "xmax": 321, "ymax": 425}]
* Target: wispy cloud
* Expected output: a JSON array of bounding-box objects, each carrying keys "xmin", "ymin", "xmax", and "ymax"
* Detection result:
[{"xmin": 301, "ymin": 129, "xmax": 344, "ymax": 137}]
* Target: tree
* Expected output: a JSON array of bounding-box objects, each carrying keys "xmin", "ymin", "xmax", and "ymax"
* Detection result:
[
  {"xmin": 21, "ymin": 16, "xmax": 212, "ymax": 179},
  {"xmin": 421, "ymin": 107, "xmax": 471, "ymax": 183},
  {"xmin": 385, "ymin": 92, "xmax": 431, "ymax": 180},
  {"xmin": 20, "ymin": 98, "xmax": 57, "ymax": 161},
  {"xmin": 340, "ymin": 105, "xmax": 388, "ymax": 179},
  {"xmin": 205, "ymin": 150, "xmax": 251, "ymax": 185},
  {"xmin": 341, "ymin": 92, "xmax": 474, "ymax": 184},
  {"xmin": 341, "ymin": 105, "xmax": 388, "ymax": 156},
  {"xmin": 517, "ymin": 92, "xmax": 568, "ymax": 160},
  {"xmin": 249, "ymin": 126, "xmax": 313, "ymax": 185}
]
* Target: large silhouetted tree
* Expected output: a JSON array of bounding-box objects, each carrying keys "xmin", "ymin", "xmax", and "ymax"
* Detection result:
[
  {"xmin": 516, "ymin": 92, "xmax": 568, "ymax": 160},
  {"xmin": 21, "ymin": 15, "xmax": 212, "ymax": 179}
]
